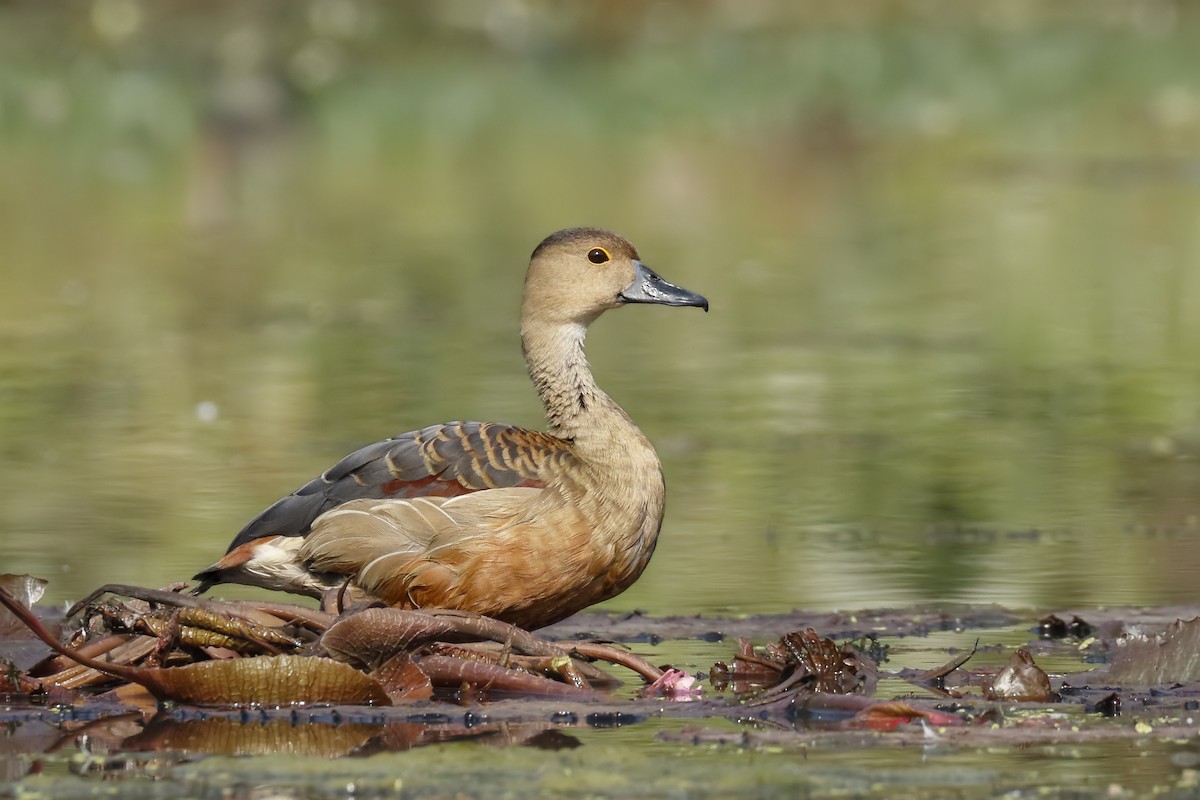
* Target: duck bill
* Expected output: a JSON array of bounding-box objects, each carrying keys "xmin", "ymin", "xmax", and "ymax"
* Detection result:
[{"xmin": 618, "ymin": 261, "xmax": 709, "ymax": 311}]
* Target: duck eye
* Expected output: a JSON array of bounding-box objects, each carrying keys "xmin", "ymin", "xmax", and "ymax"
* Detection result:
[{"xmin": 587, "ymin": 247, "xmax": 611, "ymax": 264}]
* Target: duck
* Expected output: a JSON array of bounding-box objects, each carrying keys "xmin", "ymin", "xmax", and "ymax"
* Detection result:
[{"xmin": 192, "ymin": 228, "xmax": 708, "ymax": 630}]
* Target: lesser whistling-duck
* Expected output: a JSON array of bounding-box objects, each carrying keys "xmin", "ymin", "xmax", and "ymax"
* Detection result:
[{"xmin": 193, "ymin": 228, "xmax": 708, "ymax": 629}]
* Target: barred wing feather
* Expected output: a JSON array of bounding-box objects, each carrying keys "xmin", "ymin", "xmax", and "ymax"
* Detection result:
[{"xmin": 222, "ymin": 421, "xmax": 574, "ymax": 553}]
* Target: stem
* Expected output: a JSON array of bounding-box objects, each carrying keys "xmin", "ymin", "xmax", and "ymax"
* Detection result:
[
  {"xmin": 568, "ymin": 641, "xmax": 665, "ymax": 683},
  {"xmin": 0, "ymin": 588, "xmax": 143, "ymax": 686}
]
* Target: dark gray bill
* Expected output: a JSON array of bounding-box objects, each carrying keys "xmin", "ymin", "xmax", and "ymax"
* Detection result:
[{"xmin": 618, "ymin": 261, "xmax": 709, "ymax": 311}]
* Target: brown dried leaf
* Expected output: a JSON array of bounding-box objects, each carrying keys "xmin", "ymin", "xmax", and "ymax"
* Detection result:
[
  {"xmin": 417, "ymin": 609, "xmax": 573, "ymax": 657},
  {"xmin": 744, "ymin": 629, "xmax": 877, "ymax": 704},
  {"xmin": 0, "ymin": 575, "xmax": 54, "ymax": 670},
  {"xmin": 565, "ymin": 641, "xmax": 660, "ymax": 684},
  {"xmin": 174, "ymin": 607, "xmax": 302, "ymax": 650},
  {"xmin": 0, "ymin": 588, "xmax": 390, "ymax": 707},
  {"xmin": 372, "ymin": 652, "xmax": 433, "ymax": 703},
  {"xmin": 709, "ymin": 637, "xmax": 784, "ymax": 692},
  {"xmin": 852, "ymin": 700, "xmax": 963, "ymax": 730},
  {"xmin": 985, "ymin": 649, "xmax": 1053, "ymax": 702},
  {"xmin": 0, "ymin": 575, "xmax": 47, "ymax": 609},
  {"xmin": 417, "ymin": 655, "xmax": 598, "ymax": 699},
  {"xmin": 108, "ymin": 681, "xmax": 158, "ymax": 710},
  {"xmin": 40, "ymin": 635, "xmax": 159, "ymax": 689},
  {"xmin": 322, "ymin": 608, "xmax": 575, "ymax": 672},
  {"xmin": 917, "ymin": 645, "xmax": 977, "ymax": 685},
  {"xmin": 322, "ymin": 608, "xmax": 466, "ymax": 668},
  {"xmin": 221, "ymin": 600, "xmax": 335, "ymax": 633},
  {"xmin": 140, "ymin": 655, "xmax": 392, "ymax": 706},
  {"xmin": 781, "ymin": 628, "xmax": 874, "ymax": 694}
]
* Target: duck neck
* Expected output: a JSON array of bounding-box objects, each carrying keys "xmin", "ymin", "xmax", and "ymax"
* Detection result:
[
  {"xmin": 522, "ymin": 315, "xmax": 666, "ymax": 594},
  {"xmin": 521, "ymin": 318, "xmax": 629, "ymax": 444}
]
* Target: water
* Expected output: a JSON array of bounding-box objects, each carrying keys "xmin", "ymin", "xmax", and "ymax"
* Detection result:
[
  {"xmin": 3, "ymin": 2, "xmax": 1200, "ymax": 795},
  {"xmin": 2, "ymin": 3, "xmax": 1200, "ymax": 614}
]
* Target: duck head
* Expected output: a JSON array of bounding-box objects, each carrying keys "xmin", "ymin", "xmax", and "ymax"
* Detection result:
[{"xmin": 523, "ymin": 228, "xmax": 708, "ymax": 326}]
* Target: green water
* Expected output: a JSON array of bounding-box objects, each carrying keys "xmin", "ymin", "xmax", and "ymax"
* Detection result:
[
  {"xmin": 3, "ymin": 3, "xmax": 1200, "ymax": 794},
  {"xmin": 4, "ymin": 2, "xmax": 1200, "ymax": 614}
]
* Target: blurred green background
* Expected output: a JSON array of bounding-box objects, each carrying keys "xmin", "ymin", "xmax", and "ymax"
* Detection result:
[{"xmin": 3, "ymin": 0, "xmax": 1200, "ymax": 613}]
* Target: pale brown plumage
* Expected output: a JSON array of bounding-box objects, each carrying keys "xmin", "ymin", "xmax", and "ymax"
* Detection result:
[{"xmin": 193, "ymin": 227, "xmax": 707, "ymax": 629}]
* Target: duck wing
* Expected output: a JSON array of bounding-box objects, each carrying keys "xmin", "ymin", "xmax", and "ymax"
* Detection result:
[
  {"xmin": 297, "ymin": 487, "xmax": 543, "ymax": 587},
  {"xmin": 221, "ymin": 421, "xmax": 574, "ymax": 554}
]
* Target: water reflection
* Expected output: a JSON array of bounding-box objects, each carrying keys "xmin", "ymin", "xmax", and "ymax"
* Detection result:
[
  {"xmin": 3, "ymin": 2, "xmax": 1200, "ymax": 616},
  {"xmin": 0, "ymin": 708, "xmax": 582, "ymax": 782},
  {"xmin": 123, "ymin": 714, "xmax": 580, "ymax": 757}
]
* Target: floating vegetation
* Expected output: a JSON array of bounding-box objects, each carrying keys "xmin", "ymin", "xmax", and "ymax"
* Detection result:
[
  {"xmin": 6, "ymin": 578, "xmax": 1200, "ymax": 799},
  {"xmin": 3, "ymin": 575, "xmax": 1200, "ymax": 750}
]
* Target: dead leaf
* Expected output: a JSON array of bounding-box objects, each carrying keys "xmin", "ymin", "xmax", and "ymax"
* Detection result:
[
  {"xmin": 416, "ymin": 655, "xmax": 598, "ymax": 699},
  {"xmin": 742, "ymin": 628, "xmax": 877, "ymax": 704},
  {"xmin": 853, "ymin": 700, "xmax": 963, "ymax": 730},
  {"xmin": 1108, "ymin": 617, "xmax": 1200, "ymax": 686},
  {"xmin": 138, "ymin": 655, "xmax": 392, "ymax": 706},
  {"xmin": 985, "ymin": 649, "xmax": 1053, "ymax": 702},
  {"xmin": 322, "ymin": 608, "xmax": 467, "ymax": 668},
  {"xmin": 0, "ymin": 574, "xmax": 47, "ymax": 610},
  {"xmin": 910, "ymin": 641, "xmax": 978, "ymax": 692},
  {"xmin": 0, "ymin": 575, "xmax": 54, "ymax": 670},
  {"xmin": 372, "ymin": 652, "xmax": 433, "ymax": 703},
  {"xmin": 1, "ymin": 586, "xmax": 389, "ymax": 706}
]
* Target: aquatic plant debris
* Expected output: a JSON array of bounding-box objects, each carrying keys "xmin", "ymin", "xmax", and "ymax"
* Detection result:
[
  {"xmin": 0, "ymin": 573, "xmax": 53, "ymax": 673},
  {"xmin": 712, "ymin": 627, "xmax": 876, "ymax": 702},
  {"xmin": 0, "ymin": 580, "xmax": 666, "ymax": 707},
  {"xmin": 850, "ymin": 700, "xmax": 962, "ymax": 731},
  {"xmin": 0, "ymin": 574, "xmax": 46, "ymax": 614},
  {"xmin": 10, "ymin": 574, "xmax": 1200, "ymax": 794},
  {"xmin": 1107, "ymin": 616, "xmax": 1200, "ymax": 686},
  {"xmin": 984, "ymin": 648, "xmax": 1053, "ymax": 702},
  {"xmin": 0, "ymin": 587, "xmax": 392, "ymax": 706}
]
